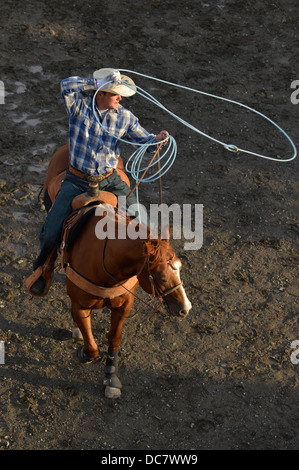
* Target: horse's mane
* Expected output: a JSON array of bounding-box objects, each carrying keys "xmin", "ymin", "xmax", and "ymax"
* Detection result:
[
  {"xmin": 142, "ymin": 236, "xmax": 174, "ymax": 270},
  {"xmin": 115, "ymin": 209, "xmax": 174, "ymax": 269}
]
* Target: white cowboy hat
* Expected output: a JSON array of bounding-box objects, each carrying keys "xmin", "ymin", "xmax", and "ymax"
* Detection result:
[{"xmin": 93, "ymin": 68, "xmax": 137, "ymax": 97}]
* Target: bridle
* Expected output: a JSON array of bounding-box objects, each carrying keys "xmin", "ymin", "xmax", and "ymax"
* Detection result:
[
  {"xmin": 101, "ymin": 238, "xmax": 183, "ymax": 313},
  {"xmin": 147, "ymin": 258, "xmax": 183, "ymax": 301}
]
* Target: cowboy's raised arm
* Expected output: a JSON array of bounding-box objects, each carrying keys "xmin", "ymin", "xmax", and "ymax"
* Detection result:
[{"xmin": 60, "ymin": 76, "xmax": 96, "ymax": 116}]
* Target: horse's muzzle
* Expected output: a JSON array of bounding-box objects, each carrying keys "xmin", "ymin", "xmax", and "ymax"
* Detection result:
[{"xmin": 164, "ymin": 294, "xmax": 192, "ymax": 318}]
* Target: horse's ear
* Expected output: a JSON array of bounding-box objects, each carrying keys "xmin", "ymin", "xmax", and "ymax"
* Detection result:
[{"xmin": 160, "ymin": 225, "xmax": 171, "ymax": 241}]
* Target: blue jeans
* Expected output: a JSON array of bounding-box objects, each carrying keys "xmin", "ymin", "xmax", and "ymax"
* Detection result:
[{"xmin": 33, "ymin": 169, "xmax": 137, "ymax": 269}]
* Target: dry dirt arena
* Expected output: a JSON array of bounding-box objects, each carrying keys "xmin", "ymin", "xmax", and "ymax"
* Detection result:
[{"xmin": 0, "ymin": 0, "xmax": 298, "ymax": 452}]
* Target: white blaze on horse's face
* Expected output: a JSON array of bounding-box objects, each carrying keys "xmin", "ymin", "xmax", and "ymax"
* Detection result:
[
  {"xmin": 160, "ymin": 258, "xmax": 192, "ymax": 317},
  {"xmin": 172, "ymin": 259, "xmax": 192, "ymax": 316}
]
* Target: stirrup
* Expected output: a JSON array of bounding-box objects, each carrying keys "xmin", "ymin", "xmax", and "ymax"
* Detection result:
[{"xmin": 26, "ymin": 247, "xmax": 57, "ymax": 297}]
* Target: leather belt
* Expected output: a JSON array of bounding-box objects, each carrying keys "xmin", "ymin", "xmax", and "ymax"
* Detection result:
[{"xmin": 69, "ymin": 165, "xmax": 114, "ymax": 182}]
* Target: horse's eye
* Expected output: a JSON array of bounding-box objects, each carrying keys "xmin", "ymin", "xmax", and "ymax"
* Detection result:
[{"xmin": 169, "ymin": 263, "xmax": 177, "ymax": 271}]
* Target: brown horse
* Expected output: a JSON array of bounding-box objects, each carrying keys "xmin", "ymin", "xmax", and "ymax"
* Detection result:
[{"xmin": 42, "ymin": 145, "xmax": 192, "ymax": 398}]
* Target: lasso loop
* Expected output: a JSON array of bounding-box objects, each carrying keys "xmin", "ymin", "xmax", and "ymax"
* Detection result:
[
  {"xmin": 92, "ymin": 69, "xmax": 297, "ymax": 211},
  {"xmin": 117, "ymin": 68, "xmax": 297, "ymax": 163}
]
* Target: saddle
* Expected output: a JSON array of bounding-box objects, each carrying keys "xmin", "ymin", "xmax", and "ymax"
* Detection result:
[
  {"xmin": 26, "ymin": 144, "xmax": 131, "ymax": 297},
  {"xmin": 42, "ymin": 143, "xmax": 130, "ymax": 212}
]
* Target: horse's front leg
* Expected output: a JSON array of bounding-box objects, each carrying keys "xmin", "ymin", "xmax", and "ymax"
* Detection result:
[
  {"xmin": 104, "ymin": 293, "xmax": 135, "ymax": 398},
  {"xmin": 70, "ymin": 308, "xmax": 83, "ymax": 341},
  {"xmin": 103, "ymin": 348, "xmax": 122, "ymax": 398},
  {"xmin": 71, "ymin": 302, "xmax": 99, "ymax": 362}
]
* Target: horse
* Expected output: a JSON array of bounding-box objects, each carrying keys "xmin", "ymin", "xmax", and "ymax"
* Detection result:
[{"xmin": 38, "ymin": 145, "xmax": 192, "ymax": 398}]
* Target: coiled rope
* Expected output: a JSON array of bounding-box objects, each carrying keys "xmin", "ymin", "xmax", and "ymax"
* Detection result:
[{"xmin": 92, "ymin": 80, "xmax": 178, "ymax": 213}]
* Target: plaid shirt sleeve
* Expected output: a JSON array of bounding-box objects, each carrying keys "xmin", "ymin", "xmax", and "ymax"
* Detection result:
[
  {"xmin": 61, "ymin": 76, "xmax": 96, "ymax": 116},
  {"xmin": 125, "ymin": 114, "xmax": 157, "ymax": 149}
]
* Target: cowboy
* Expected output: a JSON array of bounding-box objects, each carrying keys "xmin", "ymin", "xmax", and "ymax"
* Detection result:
[{"xmin": 29, "ymin": 68, "xmax": 169, "ymax": 296}]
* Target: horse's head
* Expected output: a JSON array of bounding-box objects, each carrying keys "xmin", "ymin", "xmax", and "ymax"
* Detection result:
[{"xmin": 139, "ymin": 237, "xmax": 192, "ymax": 317}]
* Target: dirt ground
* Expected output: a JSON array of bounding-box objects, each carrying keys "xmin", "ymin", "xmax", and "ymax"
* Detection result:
[{"xmin": 0, "ymin": 0, "xmax": 298, "ymax": 452}]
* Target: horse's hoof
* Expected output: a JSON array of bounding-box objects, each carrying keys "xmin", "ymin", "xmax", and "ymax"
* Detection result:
[
  {"xmin": 72, "ymin": 327, "xmax": 83, "ymax": 341},
  {"xmin": 76, "ymin": 345, "xmax": 97, "ymax": 364},
  {"xmin": 105, "ymin": 386, "xmax": 121, "ymax": 399}
]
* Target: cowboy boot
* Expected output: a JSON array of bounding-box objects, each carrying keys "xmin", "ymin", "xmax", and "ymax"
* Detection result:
[
  {"xmin": 26, "ymin": 247, "xmax": 57, "ymax": 297},
  {"xmin": 30, "ymin": 275, "xmax": 47, "ymax": 295}
]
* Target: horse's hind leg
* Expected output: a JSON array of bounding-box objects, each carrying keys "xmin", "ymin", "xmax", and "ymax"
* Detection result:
[{"xmin": 71, "ymin": 303, "xmax": 99, "ymax": 361}]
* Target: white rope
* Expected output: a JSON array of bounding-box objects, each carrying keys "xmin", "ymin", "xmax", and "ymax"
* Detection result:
[
  {"xmin": 92, "ymin": 69, "xmax": 296, "ymax": 219},
  {"xmin": 117, "ymin": 68, "xmax": 297, "ymax": 163}
]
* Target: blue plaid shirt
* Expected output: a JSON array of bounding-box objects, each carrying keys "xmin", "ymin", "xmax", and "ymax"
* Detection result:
[{"xmin": 61, "ymin": 77, "xmax": 156, "ymax": 175}]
